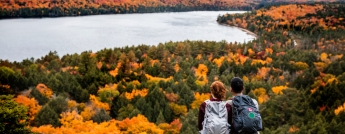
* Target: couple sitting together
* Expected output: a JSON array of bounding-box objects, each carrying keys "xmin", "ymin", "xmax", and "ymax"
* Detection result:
[{"xmin": 198, "ymin": 77, "xmax": 263, "ymax": 134}]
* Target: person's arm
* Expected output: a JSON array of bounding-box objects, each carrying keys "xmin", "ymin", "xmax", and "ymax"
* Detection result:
[
  {"xmin": 226, "ymin": 103, "xmax": 232, "ymax": 126},
  {"xmin": 198, "ymin": 102, "xmax": 206, "ymax": 130}
]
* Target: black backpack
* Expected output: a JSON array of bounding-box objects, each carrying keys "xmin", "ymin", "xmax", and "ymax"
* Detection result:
[{"xmin": 227, "ymin": 95, "xmax": 263, "ymax": 133}]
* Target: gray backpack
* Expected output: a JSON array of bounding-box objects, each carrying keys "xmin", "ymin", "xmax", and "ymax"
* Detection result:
[
  {"xmin": 199, "ymin": 100, "xmax": 230, "ymax": 134},
  {"xmin": 227, "ymin": 95, "xmax": 263, "ymax": 134}
]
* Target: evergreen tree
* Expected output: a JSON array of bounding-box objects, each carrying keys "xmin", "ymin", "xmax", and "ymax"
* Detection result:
[
  {"xmin": 155, "ymin": 111, "xmax": 166, "ymax": 125},
  {"xmin": 117, "ymin": 104, "xmax": 134, "ymax": 120},
  {"xmin": 71, "ymin": 86, "xmax": 90, "ymax": 103},
  {"xmin": 178, "ymin": 82, "xmax": 195, "ymax": 109},
  {"xmin": 163, "ymin": 103, "xmax": 173, "ymax": 123},
  {"xmin": 91, "ymin": 109, "xmax": 112, "ymax": 123},
  {"xmin": 180, "ymin": 109, "xmax": 199, "ymax": 134},
  {"xmin": 110, "ymin": 96, "xmax": 129, "ymax": 118},
  {"xmin": 128, "ymin": 108, "xmax": 141, "ymax": 118},
  {"xmin": 30, "ymin": 88, "xmax": 49, "ymax": 105},
  {"xmin": 261, "ymin": 88, "xmax": 308, "ymax": 130},
  {"xmin": 87, "ymin": 83, "xmax": 98, "ymax": 96},
  {"xmin": 33, "ymin": 105, "xmax": 60, "ymax": 127},
  {"xmin": 47, "ymin": 96, "xmax": 68, "ymax": 115}
]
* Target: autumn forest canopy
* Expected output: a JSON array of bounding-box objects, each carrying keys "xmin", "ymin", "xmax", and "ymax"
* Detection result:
[
  {"xmin": 1, "ymin": 1, "xmax": 345, "ymax": 134},
  {"xmin": 0, "ymin": 0, "xmax": 342, "ymax": 18}
]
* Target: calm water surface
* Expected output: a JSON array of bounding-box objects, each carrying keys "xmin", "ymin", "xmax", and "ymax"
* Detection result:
[{"xmin": 0, "ymin": 11, "xmax": 255, "ymax": 62}]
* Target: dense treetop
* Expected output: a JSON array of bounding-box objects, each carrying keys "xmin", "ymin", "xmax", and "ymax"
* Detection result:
[{"xmin": 0, "ymin": 0, "xmax": 341, "ymax": 18}]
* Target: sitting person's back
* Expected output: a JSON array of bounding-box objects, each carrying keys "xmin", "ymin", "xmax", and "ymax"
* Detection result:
[
  {"xmin": 228, "ymin": 77, "xmax": 262, "ymax": 134},
  {"xmin": 198, "ymin": 81, "xmax": 231, "ymax": 134}
]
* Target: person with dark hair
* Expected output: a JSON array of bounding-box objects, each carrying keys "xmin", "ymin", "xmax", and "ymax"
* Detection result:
[
  {"xmin": 228, "ymin": 77, "xmax": 262, "ymax": 134},
  {"xmin": 198, "ymin": 81, "xmax": 231, "ymax": 134}
]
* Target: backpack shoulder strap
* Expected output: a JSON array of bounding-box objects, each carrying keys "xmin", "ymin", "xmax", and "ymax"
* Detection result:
[
  {"xmin": 226, "ymin": 99, "xmax": 233, "ymax": 106},
  {"xmin": 251, "ymin": 98, "xmax": 259, "ymax": 110},
  {"xmin": 204, "ymin": 99, "xmax": 211, "ymax": 106}
]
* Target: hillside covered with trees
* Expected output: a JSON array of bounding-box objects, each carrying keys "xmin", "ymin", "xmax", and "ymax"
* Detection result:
[
  {"xmin": 1, "ymin": 2, "xmax": 345, "ymax": 134},
  {"xmin": 0, "ymin": 0, "xmax": 340, "ymax": 18}
]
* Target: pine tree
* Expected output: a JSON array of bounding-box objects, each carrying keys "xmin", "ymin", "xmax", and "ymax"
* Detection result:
[
  {"xmin": 180, "ymin": 109, "xmax": 199, "ymax": 134},
  {"xmin": 91, "ymin": 109, "xmax": 112, "ymax": 123},
  {"xmin": 30, "ymin": 88, "xmax": 49, "ymax": 105},
  {"xmin": 33, "ymin": 105, "xmax": 60, "ymax": 127},
  {"xmin": 178, "ymin": 83, "xmax": 195, "ymax": 109},
  {"xmin": 155, "ymin": 111, "xmax": 166, "ymax": 125},
  {"xmin": 47, "ymin": 96, "xmax": 68, "ymax": 115},
  {"xmin": 128, "ymin": 108, "xmax": 141, "ymax": 118}
]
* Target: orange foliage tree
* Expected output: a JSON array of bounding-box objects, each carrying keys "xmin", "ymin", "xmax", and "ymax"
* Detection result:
[
  {"xmin": 32, "ymin": 114, "xmax": 165, "ymax": 134},
  {"xmin": 158, "ymin": 119, "xmax": 182, "ymax": 134},
  {"xmin": 117, "ymin": 114, "xmax": 164, "ymax": 134},
  {"xmin": 36, "ymin": 83, "xmax": 53, "ymax": 98},
  {"xmin": 195, "ymin": 64, "xmax": 208, "ymax": 85},
  {"xmin": 165, "ymin": 92, "xmax": 179, "ymax": 103},
  {"xmin": 15, "ymin": 95, "xmax": 41, "ymax": 122}
]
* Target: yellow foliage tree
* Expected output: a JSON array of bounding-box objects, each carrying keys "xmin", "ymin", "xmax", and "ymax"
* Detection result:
[
  {"xmin": 145, "ymin": 74, "xmax": 173, "ymax": 83},
  {"xmin": 334, "ymin": 102, "xmax": 345, "ymax": 115},
  {"xmin": 251, "ymin": 88, "xmax": 269, "ymax": 104},
  {"xmin": 60, "ymin": 110, "xmax": 84, "ymax": 127},
  {"xmin": 293, "ymin": 61, "xmax": 309, "ymax": 70},
  {"xmin": 190, "ymin": 92, "xmax": 210, "ymax": 109},
  {"xmin": 323, "ymin": 74, "xmax": 338, "ymax": 84},
  {"xmin": 196, "ymin": 54, "xmax": 202, "ymax": 60},
  {"xmin": 265, "ymin": 57, "xmax": 273, "ymax": 64},
  {"xmin": 67, "ymin": 100, "xmax": 78, "ymax": 109},
  {"xmin": 125, "ymin": 89, "xmax": 148, "ymax": 100},
  {"xmin": 320, "ymin": 52, "xmax": 331, "ymax": 64},
  {"xmin": 80, "ymin": 107, "xmax": 96, "ymax": 121},
  {"xmin": 314, "ymin": 62, "xmax": 327, "ymax": 71},
  {"xmin": 247, "ymin": 48, "xmax": 255, "ymax": 57},
  {"xmin": 213, "ymin": 56, "xmax": 225, "ymax": 67},
  {"xmin": 251, "ymin": 59, "xmax": 266, "ymax": 65},
  {"xmin": 272, "ymin": 86, "xmax": 288, "ymax": 95},
  {"xmin": 89, "ymin": 95, "xmax": 110, "ymax": 111},
  {"xmin": 97, "ymin": 84, "xmax": 119, "ymax": 103},
  {"xmin": 243, "ymin": 76, "xmax": 249, "ymax": 82},
  {"xmin": 169, "ymin": 103, "xmax": 188, "ymax": 116},
  {"xmin": 174, "ymin": 63, "xmax": 180, "ymax": 72}
]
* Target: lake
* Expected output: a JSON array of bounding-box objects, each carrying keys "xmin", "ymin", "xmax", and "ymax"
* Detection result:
[{"xmin": 0, "ymin": 11, "xmax": 255, "ymax": 62}]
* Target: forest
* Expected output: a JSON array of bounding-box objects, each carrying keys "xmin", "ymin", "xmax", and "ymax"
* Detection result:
[
  {"xmin": 0, "ymin": 0, "xmax": 340, "ymax": 18},
  {"xmin": 1, "ymin": 2, "xmax": 345, "ymax": 134}
]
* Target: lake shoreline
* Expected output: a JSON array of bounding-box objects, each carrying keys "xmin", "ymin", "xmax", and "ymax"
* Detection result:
[{"xmin": 219, "ymin": 23, "xmax": 258, "ymax": 38}]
